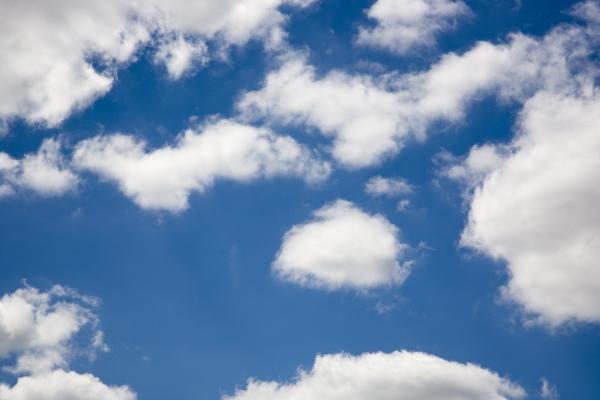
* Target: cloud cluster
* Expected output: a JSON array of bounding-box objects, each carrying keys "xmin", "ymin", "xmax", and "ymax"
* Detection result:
[
  {"xmin": 238, "ymin": 21, "xmax": 582, "ymax": 167},
  {"xmin": 240, "ymin": 5, "xmax": 600, "ymax": 327},
  {"xmin": 224, "ymin": 350, "xmax": 525, "ymax": 400},
  {"xmin": 0, "ymin": 118, "xmax": 329, "ymax": 212},
  {"xmin": 273, "ymin": 200, "xmax": 411, "ymax": 290},
  {"xmin": 0, "ymin": 285, "xmax": 135, "ymax": 400},
  {"xmin": 0, "ymin": 139, "xmax": 78, "ymax": 198},
  {"xmin": 73, "ymin": 118, "xmax": 330, "ymax": 212},
  {"xmin": 0, "ymin": 0, "xmax": 315, "ymax": 128},
  {"xmin": 356, "ymin": 0, "xmax": 470, "ymax": 54}
]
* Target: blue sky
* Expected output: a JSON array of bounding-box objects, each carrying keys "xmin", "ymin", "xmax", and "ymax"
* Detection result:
[{"xmin": 0, "ymin": 1, "xmax": 599, "ymax": 399}]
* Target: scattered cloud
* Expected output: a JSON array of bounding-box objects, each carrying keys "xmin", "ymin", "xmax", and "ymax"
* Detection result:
[
  {"xmin": 0, "ymin": 139, "xmax": 78, "ymax": 198},
  {"xmin": 242, "ymin": 8, "xmax": 600, "ymax": 326},
  {"xmin": 224, "ymin": 350, "xmax": 525, "ymax": 400},
  {"xmin": 0, "ymin": 0, "xmax": 315, "ymax": 128},
  {"xmin": 438, "ymin": 144, "xmax": 508, "ymax": 191},
  {"xmin": 356, "ymin": 0, "xmax": 470, "ymax": 54},
  {"xmin": 365, "ymin": 176, "xmax": 413, "ymax": 197},
  {"xmin": 238, "ymin": 55, "xmax": 410, "ymax": 167},
  {"xmin": 396, "ymin": 199, "xmax": 412, "ymax": 211},
  {"xmin": 0, "ymin": 119, "xmax": 330, "ymax": 211},
  {"xmin": 154, "ymin": 35, "xmax": 209, "ymax": 79},
  {"xmin": 0, "ymin": 284, "xmax": 103, "ymax": 374},
  {"xmin": 0, "ymin": 284, "xmax": 134, "ymax": 400},
  {"xmin": 540, "ymin": 378, "xmax": 559, "ymax": 399},
  {"xmin": 273, "ymin": 199, "xmax": 412, "ymax": 290},
  {"xmin": 571, "ymin": 0, "xmax": 600, "ymax": 24},
  {"xmin": 239, "ymin": 18, "xmax": 588, "ymax": 168},
  {"xmin": 73, "ymin": 118, "xmax": 330, "ymax": 212}
]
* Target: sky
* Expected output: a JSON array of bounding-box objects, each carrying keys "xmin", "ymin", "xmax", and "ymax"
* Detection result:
[{"xmin": 0, "ymin": 0, "xmax": 599, "ymax": 399}]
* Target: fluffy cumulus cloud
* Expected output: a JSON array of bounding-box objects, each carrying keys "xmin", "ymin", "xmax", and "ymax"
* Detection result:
[
  {"xmin": 365, "ymin": 176, "xmax": 413, "ymax": 196},
  {"xmin": 273, "ymin": 200, "xmax": 411, "ymax": 290},
  {"xmin": 0, "ymin": 0, "xmax": 315, "ymax": 128},
  {"xmin": 0, "ymin": 285, "xmax": 135, "ymax": 400},
  {"xmin": 0, "ymin": 285, "xmax": 103, "ymax": 374},
  {"xmin": 0, "ymin": 139, "xmax": 78, "ymax": 198},
  {"xmin": 0, "ymin": 370, "xmax": 135, "ymax": 400},
  {"xmin": 238, "ymin": 19, "xmax": 586, "ymax": 167},
  {"xmin": 0, "ymin": 118, "xmax": 328, "ymax": 210},
  {"xmin": 356, "ymin": 0, "xmax": 470, "ymax": 54},
  {"xmin": 437, "ymin": 3, "xmax": 600, "ymax": 327},
  {"xmin": 224, "ymin": 350, "xmax": 525, "ymax": 400},
  {"xmin": 238, "ymin": 56, "xmax": 411, "ymax": 167},
  {"xmin": 457, "ymin": 92, "xmax": 600, "ymax": 327},
  {"xmin": 73, "ymin": 118, "xmax": 330, "ymax": 212}
]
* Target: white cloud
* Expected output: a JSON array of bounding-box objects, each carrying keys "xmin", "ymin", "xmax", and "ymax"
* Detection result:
[
  {"xmin": 438, "ymin": 144, "xmax": 508, "ymax": 190},
  {"xmin": 433, "ymin": 5, "xmax": 600, "ymax": 327},
  {"xmin": 0, "ymin": 285, "xmax": 102, "ymax": 374},
  {"xmin": 0, "ymin": 0, "xmax": 315, "ymax": 128},
  {"xmin": 571, "ymin": 0, "xmax": 600, "ymax": 24},
  {"xmin": 0, "ymin": 370, "xmax": 135, "ymax": 400},
  {"xmin": 397, "ymin": 199, "xmax": 411, "ymax": 211},
  {"xmin": 0, "ymin": 139, "xmax": 78, "ymax": 198},
  {"xmin": 238, "ymin": 56, "xmax": 410, "ymax": 167},
  {"xmin": 540, "ymin": 378, "xmax": 559, "ymax": 400},
  {"xmin": 0, "ymin": 285, "xmax": 105, "ymax": 374},
  {"xmin": 224, "ymin": 350, "xmax": 525, "ymax": 400},
  {"xmin": 142, "ymin": 0, "xmax": 316, "ymax": 48},
  {"xmin": 273, "ymin": 200, "xmax": 411, "ymax": 290},
  {"xmin": 0, "ymin": 0, "xmax": 146, "ymax": 127},
  {"xmin": 0, "ymin": 118, "xmax": 329, "ymax": 210},
  {"xmin": 457, "ymin": 92, "xmax": 600, "ymax": 327},
  {"xmin": 365, "ymin": 176, "xmax": 413, "ymax": 196},
  {"xmin": 238, "ymin": 20, "xmax": 586, "ymax": 168},
  {"xmin": 154, "ymin": 35, "xmax": 209, "ymax": 79},
  {"xmin": 356, "ymin": 0, "xmax": 470, "ymax": 54},
  {"xmin": 73, "ymin": 118, "xmax": 330, "ymax": 212},
  {"xmin": 0, "ymin": 285, "xmax": 135, "ymax": 400}
]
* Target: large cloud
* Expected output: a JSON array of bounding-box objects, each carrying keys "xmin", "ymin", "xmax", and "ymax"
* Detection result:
[
  {"xmin": 455, "ymin": 92, "xmax": 600, "ymax": 326},
  {"xmin": 238, "ymin": 18, "xmax": 584, "ymax": 167},
  {"xmin": 0, "ymin": 139, "xmax": 78, "ymax": 198},
  {"xmin": 436, "ymin": 2, "xmax": 600, "ymax": 327},
  {"xmin": 73, "ymin": 118, "xmax": 330, "ymax": 212},
  {"xmin": 273, "ymin": 200, "xmax": 411, "ymax": 290},
  {"xmin": 224, "ymin": 350, "xmax": 525, "ymax": 400},
  {"xmin": 0, "ymin": 0, "xmax": 315, "ymax": 128},
  {"xmin": 429, "ymin": 2, "xmax": 600, "ymax": 327},
  {"xmin": 0, "ymin": 285, "xmax": 135, "ymax": 400},
  {"xmin": 356, "ymin": 0, "xmax": 470, "ymax": 54}
]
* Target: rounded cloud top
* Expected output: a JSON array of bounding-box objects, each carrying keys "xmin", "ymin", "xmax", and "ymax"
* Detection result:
[{"xmin": 273, "ymin": 199, "xmax": 412, "ymax": 290}]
